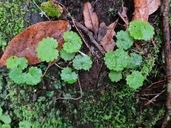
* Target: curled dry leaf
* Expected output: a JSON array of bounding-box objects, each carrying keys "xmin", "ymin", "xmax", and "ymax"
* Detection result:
[
  {"xmin": 100, "ymin": 20, "xmax": 118, "ymax": 52},
  {"xmin": 83, "ymin": 1, "xmax": 99, "ymax": 37},
  {"xmin": 132, "ymin": 0, "xmax": 161, "ymax": 22},
  {"xmin": 0, "ymin": 20, "xmax": 71, "ymax": 66}
]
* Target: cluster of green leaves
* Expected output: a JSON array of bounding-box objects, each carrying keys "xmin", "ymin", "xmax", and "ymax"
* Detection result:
[
  {"xmin": 40, "ymin": 0, "xmax": 63, "ymax": 18},
  {"xmin": 0, "ymin": 107, "xmax": 11, "ymax": 128},
  {"xmin": 36, "ymin": 31, "xmax": 92, "ymax": 84},
  {"xmin": 104, "ymin": 20, "xmax": 154, "ymax": 90},
  {"xmin": 0, "ymin": 0, "xmax": 25, "ymax": 51},
  {"xmin": 0, "ymin": 107, "xmax": 30, "ymax": 128},
  {"xmin": 6, "ymin": 31, "xmax": 92, "ymax": 85},
  {"xmin": 6, "ymin": 56, "xmax": 42, "ymax": 85}
]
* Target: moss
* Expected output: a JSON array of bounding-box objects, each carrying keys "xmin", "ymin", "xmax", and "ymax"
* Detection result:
[{"xmin": 0, "ymin": 0, "xmax": 26, "ymax": 51}]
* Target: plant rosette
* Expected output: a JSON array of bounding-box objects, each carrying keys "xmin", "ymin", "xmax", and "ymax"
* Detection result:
[
  {"xmin": 60, "ymin": 67, "xmax": 78, "ymax": 84},
  {"xmin": 128, "ymin": 20, "xmax": 154, "ymax": 41},
  {"xmin": 104, "ymin": 49, "xmax": 130, "ymax": 72},
  {"xmin": 36, "ymin": 37, "xmax": 59, "ymax": 62},
  {"xmin": 126, "ymin": 71, "xmax": 145, "ymax": 90},
  {"xmin": 73, "ymin": 54, "xmax": 92, "ymax": 70}
]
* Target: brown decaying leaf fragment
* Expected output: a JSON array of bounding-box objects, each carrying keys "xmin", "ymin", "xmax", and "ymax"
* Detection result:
[
  {"xmin": 83, "ymin": 1, "xmax": 99, "ymax": 37},
  {"xmin": 97, "ymin": 22, "xmax": 107, "ymax": 42},
  {"xmin": 100, "ymin": 20, "xmax": 118, "ymax": 52},
  {"xmin": 132, "ymin": 0, "xmax": 149, "ymax": 22},
  {"xmin": 0, "ymin": 20, "xmax": 71, "ymax": 66},
  {"xmin": 132, "ymin": 0, "xmax": 161, "ymax": 22}
]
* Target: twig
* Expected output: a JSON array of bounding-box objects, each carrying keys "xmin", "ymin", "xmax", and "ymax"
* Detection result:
[
  {"xmin": 42, "ymin": 58, "xmax": 60, "ymax": 77},
  {"xmin": 32, "ymin": 0, "xmax": 51, "ymax": 21},
  {"xmin": 142, "ymin": 79, "xmax": 166, "ymax": 91},
  {"xmin": 70, "ymin": 15, "xmax": 92, "ymax": 51},
  {"xmin": 53, "ymin": 0, "xmax": 91, "ymax": 52},
  {"xmin": 56, "ymin": 74, "xmax": 83, "ymax": 100},
  {"xmin": 145, "ymin": 89, "xmax": 165, "ymax": 106},
  {"xmin": 75, "ymin": 21, "xmax": 105, "ymax": 55}
]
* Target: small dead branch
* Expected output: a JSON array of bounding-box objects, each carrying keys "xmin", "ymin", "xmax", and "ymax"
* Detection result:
[
  {"xmin": 75, "ymin": 21, "xmax": 106, "ymax": 55},
  {"xmin": 118, "ymin": 5, "xmax": 129, "ymax": 26},
  {"xmin": 145, "ymin": 89, "xmax": 165, "ymax": 106},
  {"xmin": 70, "ymin": 16, "xmax": 91, "ymax": 51},
  {"xmin": 142, "ymin": 79, "xmax": 166, "ymax": 91},
  {"xmin": 32, "ymin": 0, "xmax": 51, "ymax": 21},
  {"xmin": 56, "ymin": 74, "xmax": 83, "ymax": 100},
  {"xmin": 53, "ymin": 0, "xmax": 102, "ymax": 55}
]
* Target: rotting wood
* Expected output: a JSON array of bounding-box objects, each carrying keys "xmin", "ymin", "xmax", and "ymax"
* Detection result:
[{"xmin": 161, "ymin": 0, "xmax": 171, "ymax": 127}]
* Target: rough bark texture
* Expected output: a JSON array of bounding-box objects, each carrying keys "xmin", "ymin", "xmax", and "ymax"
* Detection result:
[{"xmin": 161, "ymin": 0, "xmax": 171, "ymax": 127}]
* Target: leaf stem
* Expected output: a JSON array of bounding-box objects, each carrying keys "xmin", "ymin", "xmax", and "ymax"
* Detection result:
[{"xmin": 54, "ymin": 63, "xmax": 64, "ymax": 69}]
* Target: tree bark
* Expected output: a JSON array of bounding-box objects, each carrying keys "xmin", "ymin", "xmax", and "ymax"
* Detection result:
[{"xmin": 161, "ymin": 0, "xmax": 171, "ymax": 127}]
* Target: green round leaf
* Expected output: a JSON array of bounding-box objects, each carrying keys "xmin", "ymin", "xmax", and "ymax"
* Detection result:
[
  {"xmin": 127, "ymin": 53, "xmax": 142, "ymax": 69},
  {"xmin": 109, "ymin": 71, "xmax": 122, "ymax": 82},
  {"xmin": 19, "ymin": 121, "xmax": 31, "ymax": 128},
  {"xmin": 126, "ymin": 71, "xmax": 145, "ymax": 90},
  {"xmin": 63, "ymin": 31, "xmax": 82, "ymax": 53},
  {"xmin": 0, "ymin": 107, "xmax": 2, "ymax": 116},
  {"xmin": 104, "ymin": 49, "xmax": 130, "ymax": 71},
  {"xmin": 0, "ymin": 115, "xmax": 11, "ymax": 124},
  {"xmin": 73, "ymin": 54, "xmax": 92, "ymax": 70},
  {"xmin": 36, "ymin": 37, "xmax": 59, "ymax": 62},
  {"xmin": 9, "ymin": 68, "xmax": 25, "ymax": 84},
  {"xmin": 60, "ymin": 48, "xmax": 75, "ymax": 61},
  {"xmin": 116, "ymin": 30, "xmax": 134, "ymax": 50},
  {"xmin": 60, "ymin": 67, "xmax": 78, "ymax": 84},
  {"xmin": 2, "ymin": 124, "xmax": 11, "ymax": 128},
  {"xmin": 24, "ymin": 67, "xmax": 42, "ymax": 85},
  {"xmin": 6, "ymin": 56, "xmax": 28, "ymax": 70},
  {"xmin": 128, "ymin": 20, "xmax": 154, "ymax": 41}
]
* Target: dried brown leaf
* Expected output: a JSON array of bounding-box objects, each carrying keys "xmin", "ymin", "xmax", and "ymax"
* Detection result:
[
  {"xmin": 97, "ymin": 22, "xmax": 107, "ymax": 42},
  {"xmin": 83, "ymin": 1, "xmax": 99, "ymax": 36},
  {"xmin": 148, "ymin": 0, "xmax": 161, "ymax": 15},
  {"xmin": 132, "ymin": 0, "xmax": 161, "ymax": 22},
  {"xmin": 100, "ymin": 20, "xmax": 118, "ymax": 52},
  {"xmin": 132, "ymin": 0, "xmax": 149, "ymax": 22},
  {"xmin": 0, "ymin": 20, "xmax": 71, "ymax": 66}
]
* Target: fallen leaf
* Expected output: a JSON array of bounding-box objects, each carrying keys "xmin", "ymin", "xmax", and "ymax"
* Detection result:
[
  {"xmin": 100, "ymin": 20, "xmax": 118, "ymax": 52},
  {"xmin": 97, "ymin": 22, "xmax": 107, "ymax": 42},
  {"xmin": 148, "ymin": 0, "xmax": 161, "ymax": 15},
  {"xmin": 132, "ymin": 0, "xmax": 161, "ymax": 22},
  {"xmin": 132, "ymin": 0, "xmax": 149, "ymax": 22},
  {"xmin": 83, "ymin": 1, "xmax": 99, "ymax": 37},
  {"xmin": 0, "ymin": 20, "xmax": 71, "ymax": 66}
]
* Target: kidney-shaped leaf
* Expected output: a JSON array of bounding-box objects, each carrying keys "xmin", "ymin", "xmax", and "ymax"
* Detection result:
[{"xmin": 0, "ymin": 20, "xmax": 71, "ymax": 66}]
